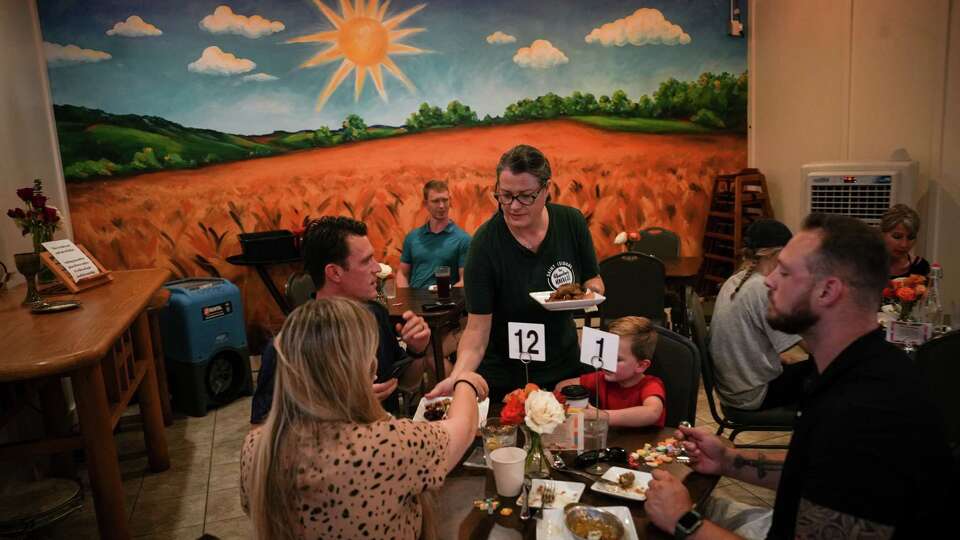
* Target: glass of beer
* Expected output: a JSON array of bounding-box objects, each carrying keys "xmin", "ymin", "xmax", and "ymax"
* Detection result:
[{"xmin": 435, "ymin": 266, "xmax": 451, "ymax": 300}]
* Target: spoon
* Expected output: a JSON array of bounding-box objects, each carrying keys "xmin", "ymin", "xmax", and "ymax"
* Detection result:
[{"xmin": 519, "ymin": 477, "xmax": 532, "ymax": 521}]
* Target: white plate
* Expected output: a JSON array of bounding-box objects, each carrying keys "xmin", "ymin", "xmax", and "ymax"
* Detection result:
[
  {"xmin": 530, "ymin": 291, "xmax": 606, "ymax": 311},
  {"xmin": 516, "ymin": 479, "xmax": 586, "ymax": 508},
  {"xmin": 537, "ymin": 506, "xmax": 638, "ymax": 540},
  {"xmin": 412, "ymin": 396, "xmax": 489, "ymax": 428},
  {"xmin": 590, "ymin": 467, "xmax": 652, "ymax": 501}
]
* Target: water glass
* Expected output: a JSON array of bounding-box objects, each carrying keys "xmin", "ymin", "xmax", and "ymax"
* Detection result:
[
  {"xmin": 384, "ymin": 278, "xmax": 397, "ymax": 299},
  {"xmin": 435, "ymin": 266, "xmax": 451, "ymax": 299},
  {"xmin": 583, "ymin": 409, "xmax": 609, "ymax": 474},
  {"xmin": 481, "ymin": 418, "xmax": 518, "ymax": 468}
]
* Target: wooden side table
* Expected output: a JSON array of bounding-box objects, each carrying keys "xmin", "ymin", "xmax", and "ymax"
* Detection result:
[{"xmin": 0, "ymin": 269, "xmax": 172, "ymax": 540}]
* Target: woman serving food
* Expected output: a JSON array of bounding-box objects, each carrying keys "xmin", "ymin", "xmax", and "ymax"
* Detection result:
[{"xmin": 428, "ymin": 144, "xmax": 604, "ymax": 402}]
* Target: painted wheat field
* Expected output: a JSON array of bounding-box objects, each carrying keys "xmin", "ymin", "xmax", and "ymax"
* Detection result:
[{"xmin": 67, "ymin": 119, "xmax": 746, "ymax": 343}]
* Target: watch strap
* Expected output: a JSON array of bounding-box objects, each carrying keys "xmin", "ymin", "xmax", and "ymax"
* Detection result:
[{"xmin": 674, "ymin": 509, "xmax": 703, "ymax": 539}]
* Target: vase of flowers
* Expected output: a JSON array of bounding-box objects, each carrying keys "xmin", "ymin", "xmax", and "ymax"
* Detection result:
[
  {"xmin": 882, "ymin": 275, "xmax": 927, "ymax": 322},
  {"xmin": 500, "ymin": 384, "xmax": 566, "ymax": 478},
  {"xmin": 7, "ymin": 179, "xmax": 62, "ymax": 302}
]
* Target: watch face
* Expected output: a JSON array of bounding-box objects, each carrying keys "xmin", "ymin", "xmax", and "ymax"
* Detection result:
[{"xmin": 677, "ymin": 511, "xmax": 700, "ymax": 529}]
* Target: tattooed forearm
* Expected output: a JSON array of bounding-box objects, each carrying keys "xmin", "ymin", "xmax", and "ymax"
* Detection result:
[
  {"xmin": 795, "ymin": 498, "xmax": 894, "ymax": 539},
  {"xmin": 731, "ymin": 452, "xmax": 784, "ymax": 478}
]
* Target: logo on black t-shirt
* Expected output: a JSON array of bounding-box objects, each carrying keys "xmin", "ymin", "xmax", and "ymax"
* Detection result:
[{"xmin": 546, "ymin": 261, "xmax": 575, "ymax": 289}]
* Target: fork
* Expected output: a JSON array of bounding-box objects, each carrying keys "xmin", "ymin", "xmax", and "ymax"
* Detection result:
[
  {"xmin": 675, "ymin": 421, "xmax": 693, "ymax": 464},
  {"xmin": 541, "ymin": 481, "xmax": 556, "ymax": 509}
]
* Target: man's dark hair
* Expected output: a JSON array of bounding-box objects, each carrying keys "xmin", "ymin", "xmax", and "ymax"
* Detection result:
[
  {"xmin": 801, "ymin": 213, "xmax": 889, "ymax": 310},
  {"xmin": 302, "ymin": 216, "xmax": 367, "ymax": 288},
  {"xmin": 496, "ymin": 144, "xmax": 552, "ymax": 186}
]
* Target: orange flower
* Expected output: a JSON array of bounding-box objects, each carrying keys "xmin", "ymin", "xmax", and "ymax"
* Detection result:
[
  {"xmin": 882, "ymin": 287, "xmax": 896, "ymax": 299},
  {"xmin": 915, "ymin": 284, "xmax": 927, "ymax": 297},
  {"xmin": 523, "ymin": 383, "xmax": 540, "ymax": 396},
  {"xmin": 906, "ymin": 274, "xmax": 926, "ymax": 286},
  {"xmin": 896, "ymin": 287, "xmax": 916, "ymax": 302},
  {"xmin": 500, "ymin": 399, "xmax": 525, "ymax": 425},
  {"xmin": 891, "ymin": 278, "xmax": 907, "ymax": 290}
]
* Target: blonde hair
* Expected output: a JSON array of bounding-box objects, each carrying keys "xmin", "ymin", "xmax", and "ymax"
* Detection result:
[
  {"xmin": 880, "ymin": 203, "xmax": 921, "ymax": 237},
  {"xmin": 608, "ymin": 316, "xmax": 658, "ymax": 360},
  {"xmin": 731, "ymin": 246, "xmax": 782, "ymax": 299},
  {"xmin": 248, "ymin": 297, "xmax": 387, "ymax": 540}
]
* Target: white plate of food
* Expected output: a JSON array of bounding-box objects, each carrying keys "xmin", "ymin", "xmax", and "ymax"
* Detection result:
[
  {"xmin": 412, "ymin": 396, "xmax": 489, "ymax": 428},
  {"xmin": 589, "ymin": 467, "xmax": 653, "ymax": 501},
  {"xmin": 537, "ymin": 505, "xmax": 638, "ymax": 540},
  {"xmin": 516, "ymin": 479, "xmax": 586, "ymax": 508},
  {"xmin": 530, "ymin": 284, "xmax": 606, "ymax": 312}
]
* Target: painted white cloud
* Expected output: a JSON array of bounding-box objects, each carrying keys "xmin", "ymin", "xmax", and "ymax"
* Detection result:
[
  {"xmin": 44, "ymin": 42, "xmax": 112, "ymax": 67},
  {"xmin": 585, "ymin": 8, "xmax": 691, "ymax": 47},
  {"xmin": 486, "ymin": 31, "xmax": 516, "ymax": 44},
  {"xmin": 106, "ymin": 15, "xmax": 162, "ymax": 37},
  {"xmin": 513, "ymin": 39, "xmax": 569, "ymax": 69},
  {"xmin": 200, "ymin": 5, "xmax": 285, "ymax": 38},
  {"xmin": 188, "ymin": 46, "xmax": 255, "ymax": 75},
  {"xmin": 242, "ymin": 73, "xmax": 278, "ymax": 82}
]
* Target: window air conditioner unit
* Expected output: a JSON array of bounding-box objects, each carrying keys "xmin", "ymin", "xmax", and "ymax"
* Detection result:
[{"xmin": 802, "ymin": 160, "xmax": 917, "ymax": 226}]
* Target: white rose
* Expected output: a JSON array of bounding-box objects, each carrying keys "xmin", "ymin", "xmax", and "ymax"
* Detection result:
[
  {"xmin": 613, "ymin": 231, "xmax": 628, "ymax": 245},
  {"xmin": 376, "ymin": 263, "xmax": 392, "ymax": 279},
  {"xmin": 524, "ymin": 390, "xmax": 566, "ymax": 434}
]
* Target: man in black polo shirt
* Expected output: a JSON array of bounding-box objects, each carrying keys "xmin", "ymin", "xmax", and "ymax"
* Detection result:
[
  {"xmin": 645, "ymin": 213, "xmax": 950, "ymax": 539},
  {"xmin": 427, "ymin": 144, "xmax": 604, "ymax": 401},
  {"xmin": 250, "ymin": 216, "xmax": 431, "ymax": 423}
]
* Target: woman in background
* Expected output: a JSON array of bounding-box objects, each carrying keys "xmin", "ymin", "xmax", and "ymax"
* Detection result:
[
  {"xmin": 881, "ymin": 204, "xmax": 930, "ymax": 279},
  {"xmin": 241, "ymin": 297, "xmax": 487, "ymax": 540}
]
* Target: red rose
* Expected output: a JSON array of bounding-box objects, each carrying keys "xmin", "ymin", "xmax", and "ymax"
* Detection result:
[
  {"xmin": 16, "ymin": 187, "xmax": 33, "ymax": 202},
  {"xmin": 882, "ymin": 287, "xmax": 895, "ymax": 299},
  {"xmin": 500, "ymin": 400, "xmax": 525, "ymax": 425},
  {"xmin": 42, "ymin": 207, "xmax": 59, "ymax": 223},
  {"xmin": 896, "ymin": 287, "xmax": 916, "ymax": 302},
  {"xmin": 7, "ymin": 208, "xmax": 25, "ymax": 219},
  {"xmin": 31, "ymin": 195, "xmax": 47, "ymax": 209},
  {"xmin": 553, "ymin": 389, "xmax": 567, "ymax": 405}
]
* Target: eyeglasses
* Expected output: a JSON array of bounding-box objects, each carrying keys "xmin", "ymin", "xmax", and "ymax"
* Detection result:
[{"xmin": 493, "ymin": 185, "xmax": 546, "ymax": 206}]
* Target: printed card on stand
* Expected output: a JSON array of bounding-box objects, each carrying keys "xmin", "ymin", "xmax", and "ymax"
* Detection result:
[
  {"xmin": 42, "ymin": 239, "xmax": 101, "ymax": 282},
  {"xmin": 508, "ymin": 322, "xmax": 546, "ymax": 361},
  {"xmin": 580, "ymin": 326, "xmax": 619, "ymax": 372}
]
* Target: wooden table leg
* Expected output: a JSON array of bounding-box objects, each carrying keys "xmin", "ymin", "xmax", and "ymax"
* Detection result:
[
  {"xmin": 147, "ymin": 308, "xmax": 173, "ymax": 426},
  {"xmin": 133, "ymin": 313, "xmax": 170, "ymax": 473},
  {"xmin": 72, "ymin": 364, "xmax": 130, "ymax": 540}
]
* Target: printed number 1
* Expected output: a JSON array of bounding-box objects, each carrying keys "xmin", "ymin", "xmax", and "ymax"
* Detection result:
[
  {"xmin": 514, "ymin": 329, "xmax": 541, "ymax": 355},
  {"xmin": 595, "ymin": 338, "xmax": 604, "ymax": 359}
]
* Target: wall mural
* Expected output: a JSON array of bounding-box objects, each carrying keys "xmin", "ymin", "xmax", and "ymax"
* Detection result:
[{"xmin": 38, "ymin": 0, "xmax": 747, "ymax": 344}]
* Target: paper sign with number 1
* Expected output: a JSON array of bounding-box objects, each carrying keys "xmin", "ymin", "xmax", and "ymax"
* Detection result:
[
  {"xmin": 580, "ymin": 327, "xmax": 619, "ymax": 372},
  {"xmin": 508, "ymin": 322, "xmax": 546, "ymax": 361}
]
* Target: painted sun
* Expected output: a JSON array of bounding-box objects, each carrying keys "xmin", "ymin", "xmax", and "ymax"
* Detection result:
[{"xmin": 289, "ymin": 0, "xmax": 427, "ymax": 111}]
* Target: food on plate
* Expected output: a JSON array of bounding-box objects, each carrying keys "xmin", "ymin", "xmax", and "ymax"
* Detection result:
[
  {"xmin": 628, "ymin": 437, "xmax": 682, "ymax": 468},
  {"xmin": 617, "ymin": 472, "xmax": 635, "ymax": 488},
  {"xmin": 423, "ymin": 399, "xmax": 451, "ymax": 421},
  {"xmin": 547, "ymin": 283, "xmax": 593, "ymax": 302},
  {"xmin": 565, "ymin": 507, "xmax": 624, "ymax": 540}
]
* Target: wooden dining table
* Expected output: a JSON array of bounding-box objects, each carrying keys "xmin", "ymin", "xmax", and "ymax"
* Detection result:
[
  {"xmin": 386, "ymin": 287, "xmax": 466, "ymax": 383},
  {"xmin": 0, "ymin": 269, "xmax": 172, "ymax": 540},
  {"xmin": 448, "ymin": 426, "xmax": 718, "ymax": 539}
]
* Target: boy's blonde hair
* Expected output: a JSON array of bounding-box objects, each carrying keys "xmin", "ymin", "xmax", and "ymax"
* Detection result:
[{"xmin": 607, "ymin": 316, "xmax": 658, "ymax": 361}]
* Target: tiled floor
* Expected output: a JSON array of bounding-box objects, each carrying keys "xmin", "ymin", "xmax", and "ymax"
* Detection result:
[{"xmin": 43, "ymin": 377, "xmax": 789, "ymax": 539}]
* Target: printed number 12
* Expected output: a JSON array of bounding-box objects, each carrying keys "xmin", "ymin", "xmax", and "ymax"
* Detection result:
[{"xmin": 514, "ymin": 329, "xmax": 540, "ymax": 355}]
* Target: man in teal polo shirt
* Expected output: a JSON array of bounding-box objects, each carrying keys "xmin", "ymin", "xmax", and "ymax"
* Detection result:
[{"xmin": 397, "ymin": 179, "xmax": 472, "ymax": 289}]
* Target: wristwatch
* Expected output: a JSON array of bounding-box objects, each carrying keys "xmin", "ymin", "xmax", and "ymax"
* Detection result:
[{"xmin": 674, "ymin": 509, "xmax": 703, "ymax": 539}]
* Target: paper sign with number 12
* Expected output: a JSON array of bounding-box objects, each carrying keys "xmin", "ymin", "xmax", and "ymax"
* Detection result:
[
  {"xmin": 580, "ymin": 327, "xmax": 619, "ymax": 372},
  {"xmin": 507, "ymin": 322, "xmax": 546, "ymax": 361}
]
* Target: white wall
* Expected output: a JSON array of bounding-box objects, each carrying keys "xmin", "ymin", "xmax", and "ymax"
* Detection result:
[
  {"xmin": 0, "ymin": 0, "xmax": 71, "ymax": 286},
  {"xmin": 751, "ymin": 0, "xmax": 960, "ymax": 317}
]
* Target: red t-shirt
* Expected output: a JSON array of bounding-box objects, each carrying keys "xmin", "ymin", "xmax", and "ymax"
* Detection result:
[{"xmin": 579, "ymin": 372, "xmax": 667, "ymax": 427}]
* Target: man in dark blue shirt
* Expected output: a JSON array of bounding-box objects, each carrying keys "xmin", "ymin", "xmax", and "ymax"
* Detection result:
[{"xmin": 251, "ymin": 216, "xmax": 430, "ymax": 424}]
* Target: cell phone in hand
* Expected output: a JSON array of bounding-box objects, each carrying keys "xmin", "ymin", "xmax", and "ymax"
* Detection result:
[{"xmin": 379, "ymin": 355, "xmax": 417, "ymax": 382}]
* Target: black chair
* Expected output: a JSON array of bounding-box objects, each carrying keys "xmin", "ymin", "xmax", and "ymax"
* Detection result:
[
  {"xmin": 915, "ymin": 329, "xmax": 960, "ymax": 462},
  {"xmin": 629, "ymin": 227, "xmax": 681, "ymax": 260},
  {"xmin": 686, "ymin": 287, "xmax": 794, "ymax": 448},
  {"xmin": 284, "ymin": 272, "xmax": 316, "ymax": 309},
  {"xmin": 598, "ymin": 252, "xmax": 666, "ymax": 326},
  {"xmin": 647, "ymin": 326, "xmax": 701, "ymax": 427}
]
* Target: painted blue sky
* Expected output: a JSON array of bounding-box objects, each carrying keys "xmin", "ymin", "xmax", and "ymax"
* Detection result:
[{"xmin": 38, "ymin": 0, "xmax": 746, "ymax": 135}]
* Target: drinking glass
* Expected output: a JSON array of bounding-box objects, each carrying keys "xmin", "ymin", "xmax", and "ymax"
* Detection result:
[
  {"xmin": 481, "ymin": 418, "xmax": 518, "ymax": 468},
  {"xmin": 583, "ymin": 409, "xmax": 609, "ymax": 474},
  {"xmin": 384, "ymin": 278, "xmax": 397, "ymax": 299},
  {"xmin": 435, "ymin": 266, "xmax": 451, "ymax": 300}
]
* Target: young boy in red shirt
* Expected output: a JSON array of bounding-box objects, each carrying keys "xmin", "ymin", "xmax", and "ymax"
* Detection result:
[{"xmin": 557, "ymin": 316, "xmax": 666, "ymax": 427}]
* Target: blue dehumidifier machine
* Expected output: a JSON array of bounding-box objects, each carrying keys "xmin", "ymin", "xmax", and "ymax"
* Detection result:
[{"xmin": 160, "ymin": 278, "xmax": 252, "ymax": 416}]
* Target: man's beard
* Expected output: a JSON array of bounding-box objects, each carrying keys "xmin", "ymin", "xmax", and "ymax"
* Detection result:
[{"xmin": 767, "ymin": 295, "xmax": 819, "ymax": 334}]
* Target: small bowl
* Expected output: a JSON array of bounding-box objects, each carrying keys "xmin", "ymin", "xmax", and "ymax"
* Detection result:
[{"xmin": 563, "ymin": 503, "xmax": 625, "ymax": 540}]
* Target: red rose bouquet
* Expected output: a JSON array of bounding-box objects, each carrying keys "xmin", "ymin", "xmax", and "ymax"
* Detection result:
[{"xmin": 6, "ymin": 179, "xmax": 61, "ymax": 251}]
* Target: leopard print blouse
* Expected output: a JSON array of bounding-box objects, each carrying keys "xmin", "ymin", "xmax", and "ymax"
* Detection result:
[{"xmin": 241, "ymin": 419, "xmax": 449, "ymax": 539}]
